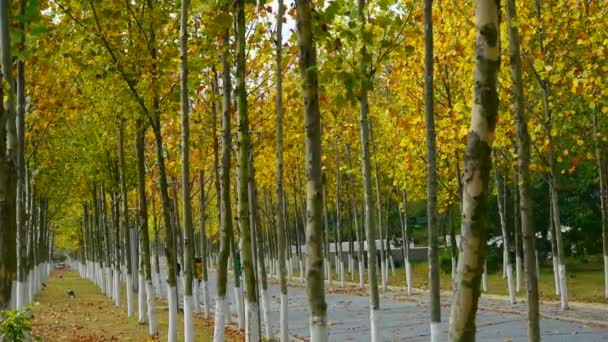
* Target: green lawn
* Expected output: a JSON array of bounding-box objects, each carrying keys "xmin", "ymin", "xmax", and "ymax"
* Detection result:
[{"xmin": 322, "ymin": 259, "xmax": 606, "ymax": 303}]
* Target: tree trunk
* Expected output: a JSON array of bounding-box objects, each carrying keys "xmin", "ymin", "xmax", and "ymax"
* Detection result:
[
  {"xmin": 118, "ymin": 120, "xmax": 134, "ymax": 317},
  {"xmin": 423, "ymin": 0, "xmax": 441, "ymax": 339},
  {"xmin": 248, "ymin": 149, "xmax": 269, "ymax": 340},
  {"xmin": 234, "ymin": 1, "xmax": 258, "ymax": 339},
  {"xmin": 0, "ymin": 0, "xmax": 18, "ymax": 310},
  {"xmin": 513, "ymin": 172, "xmax": 523, "ymax": 293},
  {"xmin": 494, "ymin": 164, "xmax": 516, "ymax": 304},
  {"xmin": 199, "ymin": 170, "xmax": 210, "ymax": 319},
  {"xmin": 447, "ymin": 0, "xmax": 500, "ymax": 339},
  {"xmin": 334, "ymin": 142, "xmax": 345, "ymax": 288},
  {"xmin": 355, "ymin": 0, "xmax": 381, "ymax": 339},
  {"xmin": 179, "ymin": 2, "xmax": 195, "ymax": 340},
  {"xmin": 400, "ymin": 191, "xmax": 412, "ymax": 295},
  {"xmin": 136, "ymin": 119, "xmax": 158, "ymax": 336},
  {"xmin": 549, "ymin": 193, "xmax": 560, "ymax": 295},
  {"xmin": 213, "ymin": 25, "xmax": 234, "ymax": 342},
  {"xmin": 534, "ymin": 0, "xmax": 568, "ymax": 310},
  {"xmin": 275, "ymin": 0, "xmax": 288, "ymax": 336},
  {"xmin": 592, "ymin": 110, "xmax": 608, "ymax": 300},
  {"xmin": 506, "ymin": 0, "xmax": 540, "ymax": 338},
  {"xmin": 295, "ymin": 1, "xmax": 328, "ymax": 339},
  {"xmin": 15, "ymin": 0, "xmax": 28, "ymax": 309},
  {"xmin": 369, "ymin": 122, "xmax": 386, "ymax": 292}
]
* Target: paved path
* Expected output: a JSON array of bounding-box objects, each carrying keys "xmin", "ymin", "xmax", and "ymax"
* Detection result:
[{"xmin": 158, "ymin": 269, "xmax": 608, "ymax": 341}]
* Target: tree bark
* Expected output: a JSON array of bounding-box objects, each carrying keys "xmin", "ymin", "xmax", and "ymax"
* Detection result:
[
  {"xmin": 0, "ymin": 0, "xmax": 18, "ymax": 310},
  {"xmin": 234, "ymin": 1, "xmax": 258, "ymax": 339},
  {"xmin": 179, "ymin": 2, "xmax": 195, "ymax": 340},
  {"xmin": 494, "ymin": 164, "xmax": 516, "ymax": 304},
  {"xmin": 136, "ymin": 119, "xmax": 157, "ymax": 336},
  {"xmin": 506, "ymin": 0, "xmax": 540, "ymax": 338},
  {"xmin": 448, "ymin": 0, "xmax": 500, "ymax": 339},
  {"xmin": 592, "ymin": 110, "xmax": 608, "ymax": 300},
  {"xmin": 213, "ymin": 24, "xmax": 234, "ymax": 342},
  {"xmin": 295, "ymin": 1, "xmax": 328, "ymax": 339},
  {"xmin": 118, "ymin": 120, "xmax": 134, "ymax": 318},
  {"xmin": 423, "ymin": 0, "xmax": 441, "ymax": 339},
  {"xmin": 275, "ymin": 0, "xmax": 289, "ymax": 338}
]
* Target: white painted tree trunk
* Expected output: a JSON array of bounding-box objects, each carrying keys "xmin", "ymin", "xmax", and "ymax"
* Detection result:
[
  {"xmin": 16, "ymin": 280, "xmax": 26, "ymax": 309},
  {"xmin": 125, "ymin": 273, "xmax": 133, "ymax": 317},
  {"xmin": 451, "ymin": 257, "xmax": 457, "ymax": 286},
  {"xmin": 339, "ymin": 260, "xmax": 345, "ymax": 287},
  {"xmin": 349, "ymin": 256, "xmax": 354, "ymax": 281},
  {"xmin": 280, "ymin": 293, "xmax": 288, "ymax": 342},
  {"xmin": 405, "ymin": 260, "xmax": 412, "ymax": 296},
  {"xmin": 482, "ymin": 261, "xmax": 488, "ymax": 293},
  {"xmin": 106, "ymin": 267, "xmax": 112, "ymax": 298},
  {"xmin": 10, "ymin": 280, "xmax": 16, "ymax": 309},
  {"xmin": 193, "ymin": 281, "xmax": 200, "ymax": 314},
  {"xmin": 553, "ymin": 257, "xmax": 560, "ymax": 295},
  {"xmin": 516, "ymin": 255, "xmax": 522, "ymax": 293},
  {"xmin": 605, "ymin": 256, "xmax": 608, "ymax": 299},
  {"xmin": 389, "ymin": 254, "xmax": 395, "ymax": 276},
  {"xmin": 380, "ymin": 259, "xmax": 386, "ymax": 291},
  {"xmin": 146, "ymin": 280, "xmax": 158, "ymax": 337},
  {"xmin": 506, "ymin": 264, "xmax": 516, "ymax": 304},
  {"xmin": 235, "ymin": 285, "xmax": 245, "ymax": 329},
  {"xmin": 28, "ymin": 272, "xmax": 35, "ymax": 304},
  {"xmin": 260, "ymin": 289, "xmax": 271, "ymax": 340},
  {"xmin": 430, "ymin": 321, "xmax": 441, "ymax": 342},
  {"xmin": 358, "ymin": 260, "xmax": 365, "ymax": 289},
  {"xmin": 155, "ymin": 271, "xmax": 162, "ymax": 298},
  {"xmin": 299, "ymin": 259, "xmax": 305, "ymax": 284},
  {"xmin": 167, "ymin": 285, "xmax": 178, "ymax": 342},
  {"xmin": 184, "ymin": 294, "xmax": 194, "ymax": 342},
  {"xmin": 370, "ymin": 308, "xmax": 380, "ymax": 342},
  {"xmin": 138, "ymin": 273, "xmax": 147, "ymax": 323},
  {"xmin": 113, "ymin": 270, "xmax": 120, "ymax": 306},
  {"xmin": 309, "ymin": 315, "xmax": 328, "ymax": 342},
  {"xmin": 202, "ymin": 280, "xmax": 210, "ymax": 319},
  {"xmin": 213, "ymin": 296, "xmax": 227, "ymax": 342},
  {"xmin": 558, "ymin": 263, "xmax": 569, "ymax": 310},
  {"xmin": 245, "ymin": 301, "xmax": 260, "ymax": 342}
]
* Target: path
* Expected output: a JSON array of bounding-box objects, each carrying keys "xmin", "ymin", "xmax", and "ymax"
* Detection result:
[{"xmin": 161, "ymin": 269, "xmax": 608, "ymax": 341}]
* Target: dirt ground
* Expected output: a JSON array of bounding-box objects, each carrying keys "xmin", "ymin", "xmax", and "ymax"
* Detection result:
[{"xmin": 31, "ymin": 270, "xmax": 243, "ymax": 342}]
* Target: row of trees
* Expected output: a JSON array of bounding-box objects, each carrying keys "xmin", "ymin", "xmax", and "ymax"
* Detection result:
[{"xmin": 1, "ymin": 0, "xmax": 606, "ymax": 341}]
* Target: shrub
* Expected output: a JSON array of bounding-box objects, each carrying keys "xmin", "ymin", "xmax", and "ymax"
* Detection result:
[{"xmin": 1, "ymin": 305, "xmax": 39, "ymax": 342}]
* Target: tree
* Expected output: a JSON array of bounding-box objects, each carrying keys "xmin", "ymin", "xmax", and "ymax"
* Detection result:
[
  {"xmin": 448, "ymin": 0, "xmax": 500, "ymax": 339},
  {"xmin": 356, "ymin": 0, "xmax": 380, "ymax": 339},
  {"xmin": 295, "ymin": 0, "xmax": 328, "ymax": 340},
  {"xmin": 0, "ymin": 0, "xmax": 18, "ymax": 310},
  {"xmin": 423, "ymin": 0, "xmax": 441, "ymax": 339},
  {"xmin": 213, "ymin": 19, "xmax": 234, "ymax": 342},
  {"xmin": 506, "ymin": 0, "xmax": 540, "ymax": 338},
  {"xmin": 274, "ymin": 0, "xmax": 289, "ymax": 340},
  {"xmin": 179, "ymin": 1, "xmax": 195, "ymax": 340}
]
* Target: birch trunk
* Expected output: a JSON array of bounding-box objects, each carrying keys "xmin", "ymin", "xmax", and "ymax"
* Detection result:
[
  {"xmin": 506, "ymin": 0, "xmax": 540, "ymax": 338},
  {"xmin": 448, "ymin": 0, "xmax": 500, "ymax": 339},
  {"xmin": 294, "ymin": 1, "xmax": 328, "ymax": 339}
]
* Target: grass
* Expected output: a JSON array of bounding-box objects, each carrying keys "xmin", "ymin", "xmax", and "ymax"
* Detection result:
[
  {"xmin": 320, "ymin": 259, "xmax": 606, "ymax": 303},
  {"xmin": 31, "ymin": 270, "xmax": 243, "ymax": 341}
]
